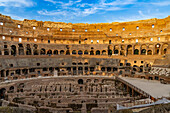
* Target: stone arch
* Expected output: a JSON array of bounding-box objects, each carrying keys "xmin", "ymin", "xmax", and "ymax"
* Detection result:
[
  {"xmin": 78, "ymin": 79, "xmax": 83, "ymax": 84},
  {"xmin": 33, "ymin": 49, "xmax": 39, "ymax": 55},
  {"xmin": 53, "ymin": 50, "xmax": 58, "ymax": 55},
  {"xmin": 78, "ymin": 50, "xmax": 83, "ymax": 55},
  {"xmin": 108, "ymin": 45, "xmax": 112, "ymax": 55},
  {"xmin": 84, "ymin": 50, "xmax": 88, "ymax": 55},
  {"xmin": 127, "ymin": 45, "xmax": 132, "ymax": 55},
  {"xmin": 162, "ymin": 43, "xmax": 168, "ymax": 55},
  {"xmin": 40, "ymin": 48, "xmax": 46, "ymax": 55},
  {"xmin": 102, "ymin": 50, "xmax": 106, "ymax": 55},
  {"xmin": 134, "ymin": 49, "xmax": 139, "ymax": 55},
  {"xmin": 60, "ymin": 50, "xmax": 64, "ymax": 55},
  {"xmin": 133, "ymin": 65, "xmax": 138, "ymax": 71},
  {"xmin": 114, "ymin": 45, "xmax": 119, "ymax": 54},
  {"xmin": 18, "ymin": 43, "xmax": 24, "ymax": 55},
  {"xmin": 90, "ymin": 50, "xmax": 94, "ymax": 55},
  {"xmin": 0, "ymin": 88, "xmax": 6, "ymax": 99},
  {"xmin": 9, "ymin": 86, "xmax": 14, "ymax": 93},
  {"xmin": 11, "ymin": 45, "xmax": 16, "ymax": 56},
  {"xmin": 66, "ymin": 50, "xmax": 70, "ymax": 55},
  {"xmin": 101, "ymin": 67, "xmax": 105, "ymax": 71},
  {"xmin": 147, "ymin": 50, "xmax": 152, "ymax": 55},
  {"xmin": 4, "ymin": 50, "xmax": 9, "ymax": 55},
  {"xmin": 107, "ymin": 67, "xmax": 111, "ymax": 72},
  {"xmin": 96, "ymin": 50, "xmax": 100, "ymax": 55},
  {"xmin": 47, "ymin": 50, "xmax": 52, "ymax": 55},
  {"xmin": 17, "ymin": 83, "xmax": 24, "ymax": 92},
  {"xmin": 141, "ymin": 49, "xmax": 146, "ymax": 55},
  {"xmin": 26, "ymin": 44, "xmax": 32, "ymax": 55},
  {"xmin": 72, "ymin": 50, "xmax": 76, "ymax": 55},
  {"xmin": 78, "ymin": 62, "xmax": 83, "ymax": 65}
]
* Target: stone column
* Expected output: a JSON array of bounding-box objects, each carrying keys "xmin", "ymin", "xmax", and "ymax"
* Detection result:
[
  {"xmin": 9, "ymin": 49, "xmax": 11, "ymax": 55},
  {"xmin": 159, "ymin": 45, "xmax": 163, "ymax": 55},
  {"xmin": 1, "ymin": 50, "xmax": 4, "ymax": 55}
]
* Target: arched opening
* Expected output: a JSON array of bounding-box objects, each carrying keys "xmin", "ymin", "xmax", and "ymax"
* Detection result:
[
  {"xmin": 102, "ymin": 50, "xmax": 106, "ymax": 55},
  {"xmin": 162, "ymin": 44, "xmax": 168, "ymax": 55},
  {"xmin": 126, "ymin": 63, "xmax": 131, "ymax": 66},
  {"xmin": 155, "ymin": 43, "xmax": 161, "ymax": 55},
  {"xmin": 114, "ymin": 45, "xmax": 119, "ymax": 54},
  {"xmin": 78, "ymin": 67, "xmax": 83, "ymax": 75},
  {"xmin": 9, "ymin": 86, "xmax": 14, "ymax": 93},
  {"xmin": 113, "ymin": 67, "xmax": 118, "ymax": 72},
  {"xmin": 72, "ymin": 62, "xmax": 76, "ymax": 65},
  {"xmin": 133, "ymin": 65, "xmax": 138, "ymax": 71},
  {"xmin": 18, "ymin": 43, "xmax": 24, "ymax": 55},
  {"xmin": 60, "ymin": 50, "xmax": 64, "ymax": 55},
  {"xmin": 0, "ymin": 88, "xmax": 6, "ymax": 99},
  {"xmin": 47, "ymin": 50, "xmax": 52, "ymax": 55},
  {"xmin": 96, "ymin": 50, "xmax": 100, "ymax": 55},
  {"xmin": 127, "ymin": 45, "xmax": 132, "ymax": 55},
  {"xmin": 141, "ymin": 49, "xmax": 146, "ymax": 55},
  {"xmin": 120, "ymin": 51, "xmax": 124, "ymax": 55},
  {"xmin": 139, "ymin": 65, "xmax": 143, "ymax": 72},
  {"xmin": 134, "ymin": 49, "xmax": 139, "ymax": 55},
  {"xmin": 72, "ymin": 50, "xmax": 76, "ymax": 55},
  {"xmin": 90, "ymin": 50, "xmax": 94, "ymax": 55},
  {"xmin": 84, "ymin": 62, "xmax": 88, "ymax": 65},
  {"xmin": 78, "ymin": 79, "xmax": 83, "ymax": 84},
  {"xmin": 17, "ymin": 83, "xmax": 24, "ymax": 92},
  {"xmin": 53, "ymin": 50, "xmax": 58, "ymax": 55},
  {"xmin": 34, "ymin": 50, "xmax": 39, "ymax": 55},
  {"xmin": 101, "ymin": 67, "xmax": 105, "ymax": 72},
  {"xmin": 4, "ymin": 50, "xmax": 9, "ymax": 55},
  {"xmin": 78, "ymin": 50, "xmax": 83, "ymax": 55},
  {"xmin": 66, "ymin": 50, "xmax": 70, "ymax": 55},
  {"xmin": 11, "ymin": 45, "xmax": 16, "ymax": 56},
  {"xmin": 0, "ymin": 50, "xmax": 1, "ymax": 55},
  {"xmin": 40, "ymin": 48, "xmax": 46, "ymax": 55},
  {"xmin": 33, "ymin": 44, "xmax": 38, "ymax": 55},
  {"xmin": 163, "ymin": 49, "xmax": 167, "ymax": 54},
  {"xmin": 147, "ymin": 50, "xmax": 152, "ymax": 55},
  {"xmin": 107, "ymin": 67, "xmax": 111, "ymax": 72},
  {"xmin": 84, "ymin": 50, "xmax": 88, "ymax": 55},
  {"xmin": 108, "ymin": 46, "xmax": 112, "ymax": 55},
  {"xmin": 90, "ymin": 67, "xmax": 94, "ymax": 72},
  {"xmin": 78, "ymin": 62, "xmax": 83, "ymax": 65},
  {"xmin": 114, "ymin": 50, "xmax": 119, "ymax": 54},
  {"xmin": 26, "ymin": 44, "xmax": 32, "ymax": 55}
]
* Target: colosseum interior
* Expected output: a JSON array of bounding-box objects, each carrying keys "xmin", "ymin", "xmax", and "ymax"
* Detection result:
[{"xmin": 0, "ymin": 14, "xmax": 169, "ymax": 113}]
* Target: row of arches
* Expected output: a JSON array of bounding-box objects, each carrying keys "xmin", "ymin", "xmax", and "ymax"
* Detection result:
[
  {"xmin": 0, "ymin": 43, "xmax": 168, "ymax": 56},
  {"xmin": 0, "ymin": 48, "xmax": 167, "ymax": 56}
]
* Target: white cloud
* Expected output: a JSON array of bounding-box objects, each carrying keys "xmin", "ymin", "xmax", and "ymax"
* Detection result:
[
  {"xmin": 37, "ymin": 10, "xmax": 67, "ymax": 16},
  {"xmin": 44, "ymin": 0, "xmax": 57, "ymax": 4},
  {"xmin": 0, "ymin": 0, "xmax": 35, "ymax": 7},
  {"xmin": 150, "ymin": 1, "xmax": 170, "ymax": 6},
  {"xmin": 39, "ymin": 0, "xmax": 137, "ymax": 21}
]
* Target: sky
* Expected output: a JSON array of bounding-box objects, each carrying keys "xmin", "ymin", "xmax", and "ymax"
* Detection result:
[{"xmin": 0, "ymin": 0, "xmax": 170, "ymax": 23}]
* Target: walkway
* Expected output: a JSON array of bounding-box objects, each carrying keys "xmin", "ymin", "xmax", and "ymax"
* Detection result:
[{"xmin": 119, "ymin": 77, "xmax": 170, "ymax": 99}]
